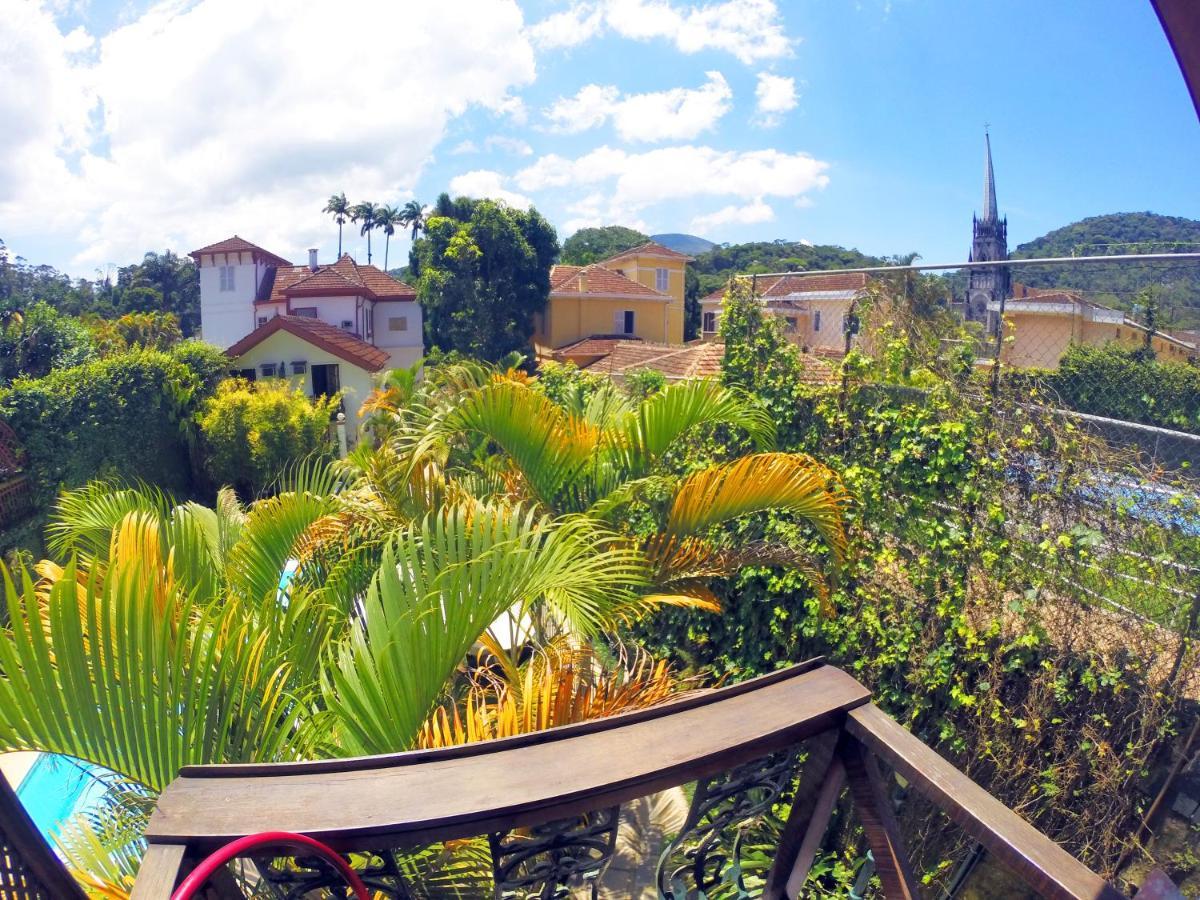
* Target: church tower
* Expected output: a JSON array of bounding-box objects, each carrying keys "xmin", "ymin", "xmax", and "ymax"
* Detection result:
[{"xmin": 965, "ymin": 132, "xmax": 1010, "ymax": 323}]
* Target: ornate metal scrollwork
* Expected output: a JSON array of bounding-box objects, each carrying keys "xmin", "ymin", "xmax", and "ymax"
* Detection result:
[
  {"xmin": 256, "ymin": 848, "xmax": 414, "ymax": 898},
  {"xmin": 656, "ymin": 749, "xmax": 800, "ymax": 899},
  {"xmin": 490, "ymin": 806, "xmax": 621, "ymax": 900}
]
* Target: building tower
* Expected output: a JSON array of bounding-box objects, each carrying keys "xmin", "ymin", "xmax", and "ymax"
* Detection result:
[{"xmin": 965, "ymin": 132, "xmax": 1010, "ymax": 324}]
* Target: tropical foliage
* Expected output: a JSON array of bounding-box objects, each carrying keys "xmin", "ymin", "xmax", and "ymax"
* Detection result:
[
  {"xmin": 410, "ymin": 193, "xmax": 558, "ymax": 361},
  {"xmin": 0, "ymin": 351, "xmax": 849, "ymax": 895}
]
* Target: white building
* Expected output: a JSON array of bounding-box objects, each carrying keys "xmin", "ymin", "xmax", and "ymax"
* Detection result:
[{"xmin": 190, "ymin": 235, "xmax": 423, "ymax": 440}]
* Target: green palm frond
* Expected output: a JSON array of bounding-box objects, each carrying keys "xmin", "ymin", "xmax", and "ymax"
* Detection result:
[
  {"xmin": 47, "ymin": 482, "xmax": 173, "ymax": 563},
  {"xmin": 321, "ymin": 503, "xmax": 649, "ymax": 755},
  {"xmin": 0, "ymin": 555, "xmax": 303, "ymax": 792}
]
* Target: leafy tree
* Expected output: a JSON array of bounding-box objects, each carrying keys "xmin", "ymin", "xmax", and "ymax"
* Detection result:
[
  {"xmin": 560, "ymin": 225, "xmax": 648, "ymax": 265},
  {"xmin": 88, "ymin": 311, "xmax": 182, "ymax": 355},
  {"xmin": 0, "ymin": 301, "xmax": 94, "ymax": 385},
  {"xmin": 324, "ymin": 192, "xmax": 351, "ymax": 256},
  {"xmin": 198, "ymin": 378, "xmax": 340, "ymax": 498},
  {"xmin": 411, "ymin": 194, "xmax": 558, "ymax": 361},
  {"xmin": 350, "ymin": 201, "xmax": 379, "ymax": 264}
]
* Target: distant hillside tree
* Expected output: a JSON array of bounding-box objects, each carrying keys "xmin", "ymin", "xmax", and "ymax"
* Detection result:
[
  {"xmin": 560, "ymin": 226, "xmax": 648, "ymax": 265},
  {"xmin": 411, "ymin": 193, "xmax": 558, "ymax": 361},
  {"xmin": 690, "ymin": 240, "xmax": 894, "ymax": 300}
]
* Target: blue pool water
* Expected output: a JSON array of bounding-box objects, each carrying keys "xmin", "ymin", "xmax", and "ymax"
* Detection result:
[{"xmin": 16, "ymin": 754, "xmax": 111, "ymax": 842}]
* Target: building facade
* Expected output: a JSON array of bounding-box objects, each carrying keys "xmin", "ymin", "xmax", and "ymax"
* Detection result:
[
  {"xmin": 534, "ymin": 241, "xmax": 692, "ymax": 351},
  {"xmin": 700, "ymin": 272, "xmax": 871, "ymax": 354}
]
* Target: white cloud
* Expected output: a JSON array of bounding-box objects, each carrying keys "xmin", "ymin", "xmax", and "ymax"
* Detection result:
[
  {"xmin": 448, "ymin": 169, "xmax": 532, "ymax": 208},
  {"xmin": 529, "ymin": 0, "xmax": 793, "ymax": 64},
  {"xmin": 690, "ymin": 197, "xmax": 775, "ymax": 234},
  {"xmin": 0, "ymin": 0, "xmax": 536, "ymax": 271},
  {"xmin": 517, "ymin": 144, "xmax": 827, "ymax": 228},
  {"xmin": 484, "ymin": 135, "xmax": 534, "ymax": 156},
  {"xmin": 450, "ymin": 140, "xmax": 480, "ymax": 155},
  {"xmin": 754, "ymin": 72, "xmax": 797, "ymax": 126},
  {"xmin": 544, "ymin": 72, "xmax": 731, "ymax": 142}
]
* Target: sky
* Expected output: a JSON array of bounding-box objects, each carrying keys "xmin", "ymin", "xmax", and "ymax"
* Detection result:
[{"xmin": 1, "ymin": 0, "xmax": 1198, "ymax": 278}]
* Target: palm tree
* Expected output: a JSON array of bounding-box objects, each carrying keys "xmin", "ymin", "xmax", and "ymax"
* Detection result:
[
  {"xmin": 323, "ymin": 192, "xmax": 350, "ymax": 256},
  {"xmin": 399, "ymin": 199, "xmax": 425, "ymax": 242},
  {"xmin": 375, "ymin": 204, "xmax": 403, "ymax": 272},
  {"xmin": 350, "ymin": 201, "xmax": 378, "ymax": 264}
]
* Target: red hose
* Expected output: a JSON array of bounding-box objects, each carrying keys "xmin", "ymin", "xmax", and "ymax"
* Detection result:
[{"xmin": 170, "ymin": 831, "xmax": 370, "ymax": 900}]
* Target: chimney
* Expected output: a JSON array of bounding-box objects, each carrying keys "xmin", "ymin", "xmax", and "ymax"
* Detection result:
[{"xmin": 308, "ymin": 249, "xmax": 319, "ymax": 272}]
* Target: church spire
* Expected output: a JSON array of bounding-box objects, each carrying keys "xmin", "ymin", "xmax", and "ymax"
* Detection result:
[{"xmin": 981, "ymin": 130, "xmax": 998, "ymax": 223}]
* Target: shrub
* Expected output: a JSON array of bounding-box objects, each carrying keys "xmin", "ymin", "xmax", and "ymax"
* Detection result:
[
  {"xmin": 0, "ymin": 302, "xmax": 94, "ymax": 386},
  {"xmin": 0, "ymin": 348, "xmax": 200, "ymax": 506},
  {"xmin": 169, "ymin": 339, "xmax": 232, "ymax": 402},
  {"xmin": 198, "ymin": 379, "xmax": 338, "ymax": 498}
]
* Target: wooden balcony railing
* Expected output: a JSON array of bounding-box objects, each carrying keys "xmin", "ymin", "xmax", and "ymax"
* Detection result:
[{"xmin": 130, "ymin": 659, "xmax": 1130, "ymax": 899}]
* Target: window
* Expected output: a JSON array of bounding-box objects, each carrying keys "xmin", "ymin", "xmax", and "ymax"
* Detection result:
[
  {"xmin": 615, "ymin": 269, "xmax": 626, "ymax": 277},
  {"xmin": 614, "ymin": 310, "xmax": 635, "ymax": 335},
  {"xmin": 291, "ymin": 361, "xmax": 307, "ymax": 375},
  {"xmin": 388, "ymin": 316, "xmax": 408, "ymax": 332},
  {"xmin": 813, "ymin": 310, "xmax": 822, "ymax": 332},
  {"xmin": 340, "ymin": 320, "xmax": 353, "ymax": 331},
  {"xmin": 293, "ymin": 307, "xmax": 318, "ymax": 318},
  {"xmin": 366, "ymin": 309, "xmax": 373, "ymax": 339},
  {"xmin": 703, "ymin": 311, "xmax": 717, "ymax": 333},
  {"xmin": 219, "ymin": 266, "xmax": 236, "ymax": 291},
  {"xmin": 257, "ymin": 316, "xmax": 268, "ymax": 327},
  {"xmin": 237, "ymin": 368, "xmax": 256, "ymax": 382},
  {"xmin": 784, "ymin": 316, "xmax": 798, "ymax": 333},
  {"xmin": 260, "ymin": 363, "xmax": 277, "ymax": 377},
  {"xmin": 311, "ymin": 363, "xmax": 340, "ymax": 398},
  {"xmin": 655, "ymin": 268, "xmax": 669, "ymax": 292}
]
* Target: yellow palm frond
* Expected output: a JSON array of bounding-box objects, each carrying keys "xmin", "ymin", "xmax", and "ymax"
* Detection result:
[{"xmin": 664, "ymin": 452, "xmax": 849, "ymax": 563}]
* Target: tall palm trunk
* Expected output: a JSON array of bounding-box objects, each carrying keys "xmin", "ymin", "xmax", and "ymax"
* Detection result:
[
  {"xmin": 384, "ymin": 234, "xmax": 391, "ymax": 272},
  {"xmin": 366, "ymin": 230, "xmax": 372, "ymax": 265},
  {"xmin": 338, "ymin": 222, "xmax": 343, "ymax": 256}
]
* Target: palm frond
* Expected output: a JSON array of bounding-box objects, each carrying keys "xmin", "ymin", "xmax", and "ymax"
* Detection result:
[
  {"xmin": 321, "ymin": 503, "xmax": 650, "ymax": 755},
  {"xmin": 47, "ymin": 482, "xmax": 172, "ymax": 563},
  {"xmin": 663, "ymin": 453, "xmax": 848, "ymax": 564}
]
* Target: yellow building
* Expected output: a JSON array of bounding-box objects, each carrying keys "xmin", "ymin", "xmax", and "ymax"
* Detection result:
[
  {"xmin": 986, "ymin": 286, "xmax": 1196, "ymax": 369},
  {"xmin": 534, "ymin": 241, "xmax": 692, "ymax": 352}
]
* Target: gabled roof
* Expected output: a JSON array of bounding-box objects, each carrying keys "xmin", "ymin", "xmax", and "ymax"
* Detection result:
[
  {"xmin": 226, "ymin": 315, "xmax": 390, "ymax": 372},
  {"xmin": 553, "ymin": 337, "xmax": 837, "ymax": 385},
  {"xmin": 189, "ymin": 236, "xmax": 292, "ymax": 268},
  {"xmin": 549, "ymin": 264, "xmax": 668, "ymax": 299},
  {"xmin": 256, "ymin": 255, "xmax": 416, "ymax": 305},
  {"xmin": 602, "ymin": 240, "xmax": 695, "ymax": 264},
  {"xmin": 703, "ymin": 272, "xmax": 871, "ymax": 303}
]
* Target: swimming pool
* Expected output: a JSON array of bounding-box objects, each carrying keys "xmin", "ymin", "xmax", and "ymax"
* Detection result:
[{"xmin": 16, "ymin": 753, "xmax": 111, "ymax": 843}]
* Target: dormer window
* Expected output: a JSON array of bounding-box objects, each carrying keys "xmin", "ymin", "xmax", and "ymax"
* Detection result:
[
  {"xmin": 655, "ymin": 268, "xmax": 669, "ymax": 292},
  {"xmin": 340, "ymin": 320, "xmax": 353, "ymax": 331},
  {"xmin": 219, "ymin": 266, "xmax": 236, "ymax": 291}
]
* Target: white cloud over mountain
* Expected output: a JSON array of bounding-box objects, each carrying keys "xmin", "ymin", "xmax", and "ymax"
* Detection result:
[
  {"xmin": 690, "ymin": 197, "xmax": 775, "ymax": 233},
  {"xmin": 543, "ymin": 72, "xmax": 732, "ymax": 142},
  {"xmin": 0, "ymin": 0, "xmax": 535, "ymax": 268}
]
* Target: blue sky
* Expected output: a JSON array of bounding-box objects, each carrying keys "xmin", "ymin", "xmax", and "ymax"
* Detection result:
[{"xmin": 2, "ymin": 0, "xmax": 1197, "ymax": 276}]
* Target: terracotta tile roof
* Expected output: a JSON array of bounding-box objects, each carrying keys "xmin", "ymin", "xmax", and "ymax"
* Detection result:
[
  {"xmin": 256, "ymin": 255, "xmax": 416, "ymax": 305},
  {"xmin": 602, "ymin": 240, "xmax": 695, "ymax": 264},
  {"xmin": 550, "ymin": 264, "xmax": 667, "ymax": 298},
  {"xmin": 189, "ymin": 235, "xmax": 292, "ymax": 267},
  {"xmin": 226, "ymin": 315, "xmax": 390, "ymax": 372},
  {"xmin": 703, "ymin": 272, "xmax": 871, "ymax": 302},
  {"xmin": 552, "ymin": 336, "xmax": 838, "ymax": 385}
]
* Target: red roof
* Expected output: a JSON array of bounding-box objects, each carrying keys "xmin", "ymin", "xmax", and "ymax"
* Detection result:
[
  {"xmin": 189, "ymin": 236, "xmax": 292, "ymax": 268},
  {"xmin": 549, "ymin": 264, "xmax": 667, "ymax": 298},
  {"xmin": 226, "ymin": 315, "xmax": 391, "ymax": 372},
  {"xmin": 602, "ymin": 240, "xmax": 695, "ymax": 264},
  {"xmin": 703, "ymin": 272, "xmax": 870, "ymax": 302},
  {"xmin": 257, "ymin": 255, "xmax": 416, "ymax": 305}
]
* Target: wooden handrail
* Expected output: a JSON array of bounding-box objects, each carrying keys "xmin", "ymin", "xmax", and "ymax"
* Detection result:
[
  {"xmin": 846, "ymin": 704, "xmax": 1125, "ymax": 900},
  {"xmin": 131, "ymin": 663, "xmax": 1130, "ymax": 899}
]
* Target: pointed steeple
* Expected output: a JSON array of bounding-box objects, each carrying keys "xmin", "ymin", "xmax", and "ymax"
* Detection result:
[{"xmin": 981, "ymin": 130, "xmax": 998, "ymax": 223}]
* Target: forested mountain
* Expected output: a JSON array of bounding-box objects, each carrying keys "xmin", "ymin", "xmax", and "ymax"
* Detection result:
[
  {"xmin": 1009, "ymin": 212, "xmax": 1200, "ymax": 330},
  {"xmin": 690, "ymin": 240, "xmax": 903, "ymax": 299},
  {"xmin": 651, "ymin": 233, "xmax": 715, "ymax": 255}
]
